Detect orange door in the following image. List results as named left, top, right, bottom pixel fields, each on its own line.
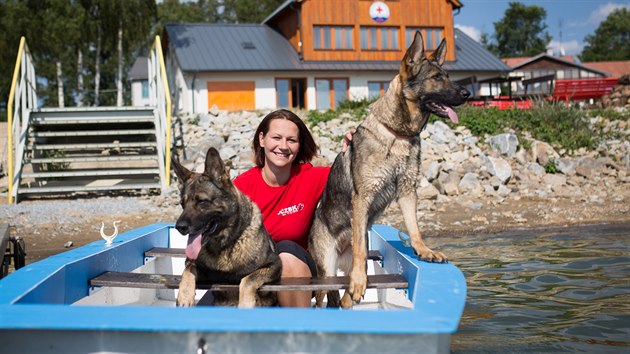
left=207, top=81, right=255, bottom=111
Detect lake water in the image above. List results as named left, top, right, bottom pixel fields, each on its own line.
left=430, top=223, right=630, bottom=353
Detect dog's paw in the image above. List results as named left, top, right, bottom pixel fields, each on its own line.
left=176, top=289, right=196, bottom=307
left=416, top=247, right=448, bottom=263
left=347, top=269, right=367, bottom=303
left=340, top=292, right=354, bottom=309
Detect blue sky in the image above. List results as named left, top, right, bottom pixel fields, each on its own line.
left=453, top=0, right=630, bottom=57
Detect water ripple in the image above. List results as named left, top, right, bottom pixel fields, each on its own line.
left=432, top=223, right=630, bottom=353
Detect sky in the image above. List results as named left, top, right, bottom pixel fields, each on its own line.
left=453, top=0, right=630, bottom=57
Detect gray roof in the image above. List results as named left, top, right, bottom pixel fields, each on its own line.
left=165, top=24, right=300, bottom=72
left=511, top=53, right=608, bottom=76
left=129, top=56, right=148, bottom=80
left=164, top=24, right=510, bottom=74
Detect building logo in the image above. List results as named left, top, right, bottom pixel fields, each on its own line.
left=369, top=1, right=390, bottom=23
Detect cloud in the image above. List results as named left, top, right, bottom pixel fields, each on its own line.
left=588, top=2, right=630, bottom=24
left=548, top=40, right=583, bottom=56
left=454, top=24, right=482, bottom=42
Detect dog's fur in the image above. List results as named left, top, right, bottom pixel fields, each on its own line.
left=308, top=31, right=470, bottom=308
left=172, top=147, right=282, bottom=308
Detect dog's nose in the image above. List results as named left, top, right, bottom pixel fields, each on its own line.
left=175, top=220, right=190, bottom=236
left=461, top=88, right=471, bottom=99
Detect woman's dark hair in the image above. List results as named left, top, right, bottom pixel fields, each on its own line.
left=253, top=109, right=318, bottom=168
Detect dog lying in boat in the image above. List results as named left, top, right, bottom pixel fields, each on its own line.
left=172, top=147, right=281, bottom=307
left=309, top=31, right=470, bottom=308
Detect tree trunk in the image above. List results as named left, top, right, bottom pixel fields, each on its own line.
left=94, top=26, right=101, bottom=106
left=56, top=61, right=64, bottom=108
left=116, top=19, right=123, bottom=107
left=77, top=48, right=84, bottom=107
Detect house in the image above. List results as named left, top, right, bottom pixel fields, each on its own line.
left=128, top=56, right=151, bottom=107
left=581, top=61, right=630, bottom=80
left=502, top=53, right=610, bottom=96
left=160, top=0, right=510, bottom=115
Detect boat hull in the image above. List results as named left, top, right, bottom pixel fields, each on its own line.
left=0, top=223, right=466, bottom=354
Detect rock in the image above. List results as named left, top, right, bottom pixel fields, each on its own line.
left=422, top=160, right=441, bottom=181
left=556, top=158, right=576, bottom=176
left=208, top=104, right=220, bottom=116
left=543, top=174, right=567, bottom=191
left=435, top=172, right=460, bottom=196
left=418, top=183, right=440, bottom=200
left=459, top=172, right=483, bottom=195
left=531, top=141, right=560, bottom=167
left=64, top=241, right=73, bottom=248
left=489, top=133, right=519, bottom=157
left=485, top=156, right=512, bottom=184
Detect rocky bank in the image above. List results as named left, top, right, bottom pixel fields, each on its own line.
left=1, top=107, right=629, bottom=263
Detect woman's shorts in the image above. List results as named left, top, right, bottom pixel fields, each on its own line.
left=276, top=240, right=317, bottom=277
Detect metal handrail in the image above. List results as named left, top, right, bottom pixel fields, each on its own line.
left=7, top=37, right=38, bottom=204
left=148, top=35, right=172, bottom=188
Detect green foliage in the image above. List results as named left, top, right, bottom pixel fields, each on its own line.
left=580, top=8, right=630, bottom=62
left=304, top=97, right=376, bottom=127
left=42, top=150, right=70, bottom=173
left=485, top=2, right=552, bottom=57
left=453, top=101, right=601, bottom=152
left=187, top=115, right=200, bottom=126
left=544, top=158, right=558, bottom=174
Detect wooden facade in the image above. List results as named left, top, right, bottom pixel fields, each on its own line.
left=268, top=0, right=462, bottom=62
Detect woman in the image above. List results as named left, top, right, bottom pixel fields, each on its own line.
left=233, top=109, right=330, bottom=307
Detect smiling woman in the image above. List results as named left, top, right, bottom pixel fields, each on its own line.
left=231, top=109, right=331, bottom=307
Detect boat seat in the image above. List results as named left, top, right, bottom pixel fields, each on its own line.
left=144, top=247, right=384, bottom=261
left=89, top=272, right=408, bottom=292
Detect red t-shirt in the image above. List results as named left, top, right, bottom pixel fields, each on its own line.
left=234, top=163, right=330, bottom=249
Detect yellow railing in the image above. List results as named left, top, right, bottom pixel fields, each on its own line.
left=7, top=37, right=37, bottom=204
left=148, top=35, right=172, bottom=187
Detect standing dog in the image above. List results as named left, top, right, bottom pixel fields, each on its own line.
left=309, top=31, right=470, bottom=308
left=172, top=147, right=281, bottom=308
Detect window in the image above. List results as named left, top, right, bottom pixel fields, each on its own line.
left=141, top=80, right=149, bottom=99
left=360, top=26, right=399, bottom=50
left=276, top=79, right=290, bottom=108
left=276, top=78, right=306, bottom=109
left=405, top=27, right=443, bottom=50
left=314, top=26, right=353, bottom=50
left=368, top=81, right=390, bottom=99
left=315, top=78, right=348, bottom=110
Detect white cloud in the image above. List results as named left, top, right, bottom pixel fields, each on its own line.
left=548, top=40, right=583, bottom=56
left=454, top=24, right=482, bottom=42
left=588, top=2, right=630, bottom=24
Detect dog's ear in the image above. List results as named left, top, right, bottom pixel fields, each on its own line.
left=203, top=147, right=231, bottom=187
left=401, top=31, right=426, bottom=78
left=171, top=155, right=193, bottom=183
left=430, top=38, right=447, bottom=66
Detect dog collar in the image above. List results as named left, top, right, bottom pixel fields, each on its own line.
left=380, top=122, right=419, bottom=139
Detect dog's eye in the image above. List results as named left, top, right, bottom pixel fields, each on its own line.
left=197, top=200, right=210, bottom=208
left=433, top=75, right=443, bottom=81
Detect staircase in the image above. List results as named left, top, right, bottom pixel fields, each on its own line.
left=6, top=36, right=172, bottom=203
left=19, top=107, right=162, bottom=196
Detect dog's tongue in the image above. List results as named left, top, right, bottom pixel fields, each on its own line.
left=444, top=105, right=459, bottom=124
left=185, top=233, right=202, bottom=260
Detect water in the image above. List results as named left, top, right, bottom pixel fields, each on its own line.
left=430, top=223, right=630, bottom=353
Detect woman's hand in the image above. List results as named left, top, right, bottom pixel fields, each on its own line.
left=341, top=128, right=356, bottom=153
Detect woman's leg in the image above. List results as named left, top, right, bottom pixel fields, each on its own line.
left=278, top=252, right=312, bottom=307
left=276, top=240, right=317, bottom=308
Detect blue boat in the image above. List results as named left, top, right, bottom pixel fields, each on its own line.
left=0, top=223, right=466, bottom=354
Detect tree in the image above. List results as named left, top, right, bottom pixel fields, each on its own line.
left=580, top=8, right=630, bottom=62
left=485, top=2, right=551, bottom=58
left=222, top=0, right=285, bottom=23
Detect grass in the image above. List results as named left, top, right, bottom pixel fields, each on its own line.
left=305, top=97, right=628, bottom=154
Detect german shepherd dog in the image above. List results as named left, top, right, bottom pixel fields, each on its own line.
left=309, top=31, right=470, bottom=308
left=172, top=147, right=282, bottom=307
